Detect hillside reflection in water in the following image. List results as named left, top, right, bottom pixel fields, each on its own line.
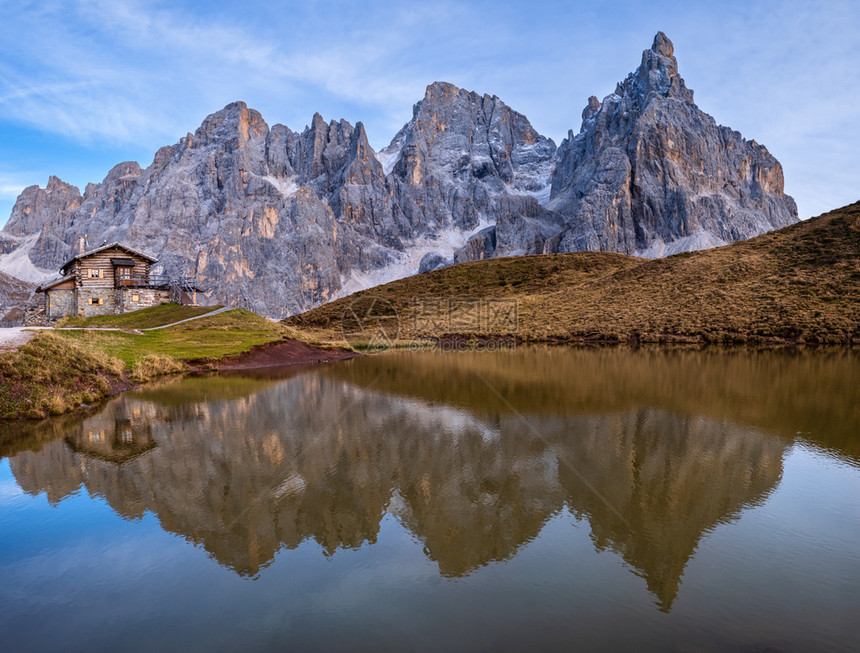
left=2, top=347, right=858, bottom=652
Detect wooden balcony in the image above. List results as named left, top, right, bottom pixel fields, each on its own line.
left=115, top=274, right=203, bottom=292
left=114, top=273, right=172, bottom=289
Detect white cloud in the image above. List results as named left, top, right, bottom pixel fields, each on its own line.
left=0, top=0, right=857, bottom=220
left=0, top=185, right=26, bottom=199
left=0, top=171, right=35, bottom=201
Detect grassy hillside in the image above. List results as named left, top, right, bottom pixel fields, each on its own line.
left=288, top=202, right=860, bottom=345
left=1, top=307, right=320, bottom=419
left=54, top=308, right=297, bottom=367
left=0, top=332, right=126, bottom=419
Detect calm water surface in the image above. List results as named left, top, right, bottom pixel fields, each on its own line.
left=1, top=348, right=858, bottom=652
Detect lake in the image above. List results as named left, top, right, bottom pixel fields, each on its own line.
left=1, top=347, right=858, bottom=652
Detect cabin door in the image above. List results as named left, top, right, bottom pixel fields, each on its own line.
left=115, top=266, right=134, bottom=287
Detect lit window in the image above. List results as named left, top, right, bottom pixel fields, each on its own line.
left=132, top=294, right=140, bottom=302
left=89, top=269, right=100, bottom=278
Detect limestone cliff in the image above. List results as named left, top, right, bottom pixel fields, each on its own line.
left=547, top=32, right=798, bottom=256
left=0, top=89, right=555, bottom=317
left=0, top=33, right=798, bottom=316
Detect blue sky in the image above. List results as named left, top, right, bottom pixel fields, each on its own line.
left=1, top=0, right=858, bottom=223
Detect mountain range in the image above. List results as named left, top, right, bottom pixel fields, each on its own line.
left=0, top=32, right=798, bottom=319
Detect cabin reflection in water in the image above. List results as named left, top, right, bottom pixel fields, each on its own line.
left=66, top=405, right=156, bottom=464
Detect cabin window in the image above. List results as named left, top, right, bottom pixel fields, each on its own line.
left=132, top=294, right=140, bottom=302
left=89, top=269, right=100, bottom=278
left=90, top=298, right=103, bottom=306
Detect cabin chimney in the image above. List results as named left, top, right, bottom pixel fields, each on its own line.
left=76, top=234, right=87, bottom=254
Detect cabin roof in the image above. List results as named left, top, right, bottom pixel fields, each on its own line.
left=36, top=274, right=75, bottom=293
left=60, top=242, right=158, bottom=274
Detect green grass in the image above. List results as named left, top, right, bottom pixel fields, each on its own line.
left=58, top=303, right=222, bottom=329
left=1, top=307, right=335, bottom=419
left=53, top=309, right=289, bottom=367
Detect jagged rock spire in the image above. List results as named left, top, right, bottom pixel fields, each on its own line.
left=549, top=32, right=797, bottom=257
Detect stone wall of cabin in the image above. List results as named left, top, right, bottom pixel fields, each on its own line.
left=77, top=288, right=118, bottom=317
left=46, top=288, right=75, bottom=319
left=120, top=288, right=172, bottom=312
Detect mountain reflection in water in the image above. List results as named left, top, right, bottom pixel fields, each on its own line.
left=4, top=348, right=858, bottom=613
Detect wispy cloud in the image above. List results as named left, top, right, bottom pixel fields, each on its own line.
left=0, top=184, right=26, bottom=199
left=0, top=0, right=857, bottom=219
left=0, top=170, right=38, bottom=200
left=0, top=174, right=30, bottom=222
left=0, top=0, right=462, bottom=145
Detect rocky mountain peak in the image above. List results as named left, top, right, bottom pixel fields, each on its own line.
left=422, top=81, right=459, bottom=102
left=392, top=80, right=555, bottom=191
left=574, top=33, right=693, bottom=140
left=310, top=111, right=326, bottom=128
left=651, top=30, right=674, bottom=57
left=193, top=101, right=268, bottom=148
left=45, top=175, right=71, bottom=192
left=2, top=176, right=82, bottom=238
left=104, top=161, right=143, bottom=183
left=549, top=32, right=797, bottom=257
left=342, top=122, right=381, bottom=185
left=582, top=96, right=601, bottom=121
left=631, top=31, right=692, bottom=103
left=289, top=113, right=357, bottom=191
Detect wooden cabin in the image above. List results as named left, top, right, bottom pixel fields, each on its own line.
left=36, top=241, right=199, bottom=320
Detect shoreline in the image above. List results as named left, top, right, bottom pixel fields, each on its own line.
left=4, top=331, right=855, bottom=422
left=193, top=338, right=358, bottom=371
left=1, top=335, right=359, bottom=421
left=100, top=337, right=359, bottom=408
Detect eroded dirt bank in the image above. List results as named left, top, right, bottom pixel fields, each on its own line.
left=200, top=339, right=357, bottom=371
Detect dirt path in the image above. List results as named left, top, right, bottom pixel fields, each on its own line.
left=48, top=306, right=231, bottom=332
left=0, top=327, right=37, bottom=352
left=142, top=306, right=232, bottom=330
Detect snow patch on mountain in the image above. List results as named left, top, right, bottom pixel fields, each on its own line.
left=506, top=182, right=552, bottom=205
left=635, top=229, right=729, bottom=258
left=338, top=219, right=492, bottom=297
left=262, top=175, right=300, bottom=198
left=0, top=235, right=55, bottom=282
left=375, top=146, right=402, bottom=176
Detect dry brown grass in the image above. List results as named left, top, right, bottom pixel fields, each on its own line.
left=288, top=202, right=860, bottom=345
left=0, top=332, right=126, bottom=419
left=130, top=354, right=187, bottom=382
